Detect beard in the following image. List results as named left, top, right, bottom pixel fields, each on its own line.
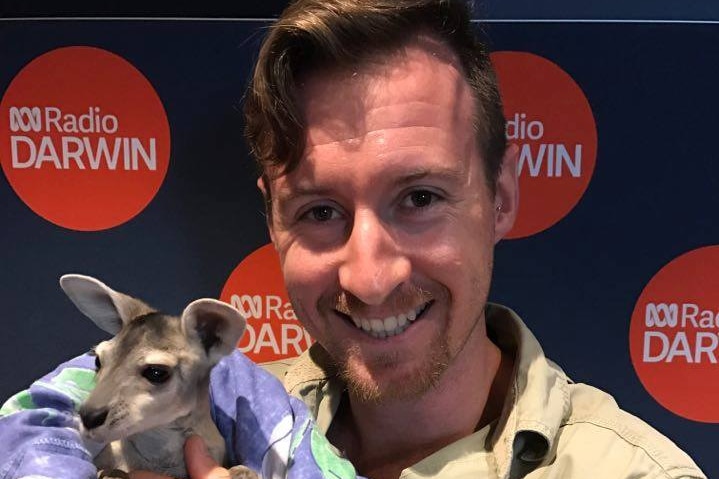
left=296, top=279, right=485, bottom=404
left=335, top=332, right=452, bottom=404
left=312, top=283, right=453, bottom=403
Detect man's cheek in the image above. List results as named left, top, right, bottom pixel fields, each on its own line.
left=284, top=257, right=319, bottom=287
left=283, top=261, right=327, bottom=310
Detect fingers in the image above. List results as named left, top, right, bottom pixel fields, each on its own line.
left=126, top=436, right=230, bottom=479
left=185, top=435, right=232, bottom=479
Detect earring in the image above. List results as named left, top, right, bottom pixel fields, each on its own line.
left=495, top=203, right=502, bottom=212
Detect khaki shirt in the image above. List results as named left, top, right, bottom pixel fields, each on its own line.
left=265, top=304, right=706, bottom=479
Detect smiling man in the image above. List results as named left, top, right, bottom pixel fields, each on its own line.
left=265, top=41, right=517, bottom=478
left=238, top=1, right=705, bottom=478
left=268, top=39, right=514, bottom=405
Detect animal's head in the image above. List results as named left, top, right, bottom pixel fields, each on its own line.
left=60, top=274, right=246, bottom=443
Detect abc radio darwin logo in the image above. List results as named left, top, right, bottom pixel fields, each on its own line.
left=630, top=245, right=719, bottom=423
left=0, top=46, right=170, bottom=231
left=221, top=244, right=313, bottom=364
left=491, top=51, right=597, bottom=239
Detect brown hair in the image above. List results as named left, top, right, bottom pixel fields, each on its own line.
left=244, top=0, right=506, bottom=193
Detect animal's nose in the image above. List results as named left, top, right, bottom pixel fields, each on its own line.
left=80, top=407, right=109, bottom=430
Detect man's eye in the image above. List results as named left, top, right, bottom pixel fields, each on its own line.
left=403, top=190, right=439, bottom=208
left=305, top=205, right=340, bottom=222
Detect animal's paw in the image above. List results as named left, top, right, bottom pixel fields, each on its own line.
left=228, top=465, right=259, bottom=479
left=98, top=469, right=130, bottom=479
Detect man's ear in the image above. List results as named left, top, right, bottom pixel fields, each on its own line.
left=493, top=143, right=520, bottom=243
left=257, top=175, right=277, bottom=245
left=180, top=299, right=247, bottom=365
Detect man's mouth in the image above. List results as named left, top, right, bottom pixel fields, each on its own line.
left=336, top=301, right=433, bottom=339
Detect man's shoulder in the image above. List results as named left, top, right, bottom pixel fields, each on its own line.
left=550, top=381, right=706, bottom=478
left=257, top=357, right=297, bottom=382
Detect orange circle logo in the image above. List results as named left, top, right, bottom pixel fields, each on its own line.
left=630, top=245, right=719, bottom=422
left=221, top=243, right=313, bottom=364
left=0, top=46, right=170, bottom=231
left=491, top=51, right=597, bottom=239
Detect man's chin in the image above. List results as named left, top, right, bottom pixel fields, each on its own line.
left=338, top=348, right=449, bottom=404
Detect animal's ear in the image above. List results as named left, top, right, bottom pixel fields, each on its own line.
left=181, top=299, right=246, bottom=364
left=59, top=274, right=155, bottom=335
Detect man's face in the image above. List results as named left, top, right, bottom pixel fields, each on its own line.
left=264, top=41, right=517, bottom=402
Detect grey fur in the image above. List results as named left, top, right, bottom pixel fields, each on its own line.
left=60, top=274, right=257, bottom=479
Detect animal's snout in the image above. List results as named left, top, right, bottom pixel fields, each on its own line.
left=80, top=406, right=109, bottom=430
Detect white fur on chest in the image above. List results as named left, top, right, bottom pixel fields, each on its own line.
left=94, top=423, right=226, bottom=479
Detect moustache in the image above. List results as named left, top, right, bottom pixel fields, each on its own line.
left=329, top=284, right=435, bottom=317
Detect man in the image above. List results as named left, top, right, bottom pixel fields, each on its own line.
left=243, top=2, right=517, bottom=478
left=167, top=0, right=702, bottom=478
left=0, top=1, right=707, bottom=479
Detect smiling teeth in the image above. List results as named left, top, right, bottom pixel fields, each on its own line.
left=353, top=303, right=429, bottom=339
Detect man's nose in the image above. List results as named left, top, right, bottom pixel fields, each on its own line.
left=338, top=210, right=411, bottom=305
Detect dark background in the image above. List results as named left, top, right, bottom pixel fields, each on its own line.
left=2, top=0, right=719, bottom=20
left=1, top=1, right=717, bottom=477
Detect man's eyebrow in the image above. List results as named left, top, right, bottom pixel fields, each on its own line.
left=395, top=166, right=467, bottom=185
left=274, top=185, right=335, bottom=204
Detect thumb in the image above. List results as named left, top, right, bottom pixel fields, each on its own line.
left=185, top=435, right=230, bottom=479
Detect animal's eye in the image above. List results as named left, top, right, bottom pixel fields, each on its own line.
left=94, top=355, right=102, bottom=370
left=141, top=365, right=171, bottom=385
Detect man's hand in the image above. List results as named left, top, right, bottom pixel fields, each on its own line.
left=129, top=435, right=231, bottom=479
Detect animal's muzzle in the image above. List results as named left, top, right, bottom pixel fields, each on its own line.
left=80, top=406, right=109, bottom=430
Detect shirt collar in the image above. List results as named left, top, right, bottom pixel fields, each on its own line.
left=283, top=303, right=571, bottom=479
left=485, top=303, right=571, bottom=478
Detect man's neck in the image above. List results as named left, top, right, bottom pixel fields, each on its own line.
left=327, top=332, right=513, bottom=479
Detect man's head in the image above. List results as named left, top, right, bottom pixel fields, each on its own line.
left=244, top=0, right=506, bottom=196
left=244, top=0, right=518, bottom=402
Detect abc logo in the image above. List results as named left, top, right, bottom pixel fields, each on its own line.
left=630, top=245, right=719, bottom=422
left=221, top=244, right=313, bottom=364
left=0, top=46, right=170, bottom=231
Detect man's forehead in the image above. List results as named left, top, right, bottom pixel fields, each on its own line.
left=260, top=35, right=480, bottom=193
left=298, top=36, right=474, bottom=136
left=301, top=46, right=475, bottom=155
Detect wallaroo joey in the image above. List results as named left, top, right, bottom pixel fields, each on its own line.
left=60, top=274, right=258, bottom=479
